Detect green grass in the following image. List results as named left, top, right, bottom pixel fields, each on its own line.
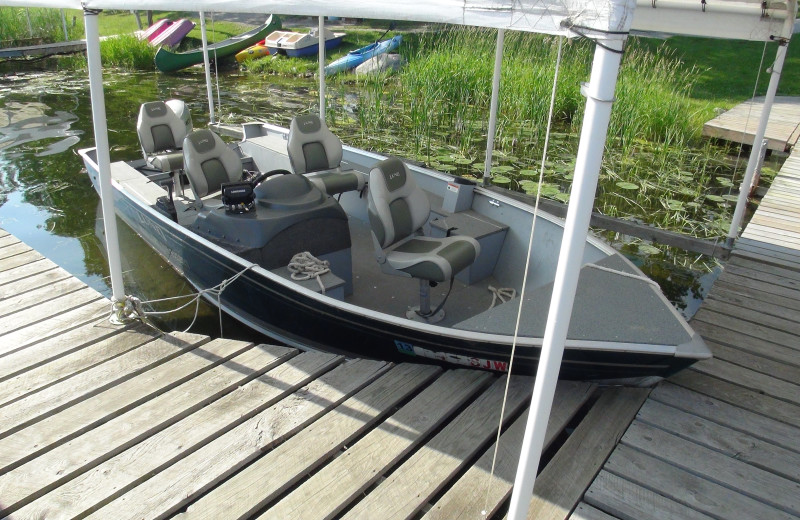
left=0, top=7, right=83, bottom=45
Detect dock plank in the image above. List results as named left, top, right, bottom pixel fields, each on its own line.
left=650, top=382, right=800, bottom=453
left=711, top=279, right=800, bottom=312
left=0, top=287, right=105, bottom=342
left=423, top=381, right=595, bottom=520
left=669, top=370, right=800, bottom=429
left=0, top=298, right=110, bottom=358
left=570, top=503, right=620, bottom=520
left=0, top=250, right=49, bottom=272
left=0, top=276, right=88, bottom=319
left=338, top=375, right=533, bottom=520
left=0, top=340, right=279, bottom=517
left=621, top=421, right=800, bottom=515
left=0, top=331, right=209, bottom=440
left=706, top=340, right=800, bottom=382
left=0, top=258, right=57, bottom=286
left=0, top=241, right=33, bottom=260
left=692, top=308, right=800, bottom=350
left=0, top=324, right=152, bottom=407
left=524, top=388, right=650, bottom=519
left=585, top=471, right=715, bottom=520
left=700, top=298, right=800, bottom=335
left=90, top=360, right=416, bottom=520
left=0, top=317, right=130, bottom=382
left=636, top=400, right=800, bottom=482
left=0, top=266, right=70, bottom=299
left=181, top=369, right=492, bottom=520
left=690, top=357, right=800, bottom=405
left=689, top=319, right=800, bottom=366
left=605, top=445, right=796, bottom=520
left=0, top=234, right=19, bottom=248
left=16, top=350, right=350, bottom=520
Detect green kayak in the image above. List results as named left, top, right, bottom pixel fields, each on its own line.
left=155, top=15, right=281, bottom=72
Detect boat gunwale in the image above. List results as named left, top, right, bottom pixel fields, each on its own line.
left=79, top=145, right=700, bottom=359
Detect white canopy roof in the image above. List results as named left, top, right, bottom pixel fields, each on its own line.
left=1, top=0, right=795, bottom=41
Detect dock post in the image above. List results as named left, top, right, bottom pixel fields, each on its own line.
left=481, top=29, right=504, bottom=186
left=727, top=36, right=790, bottom=247
left=507, top=36, right=627, bottom=520
left=84, top=7, right=128, bottom=321
left=319, top=16, right=327, bottom=121
left=199, top=12, right=216, bottom=125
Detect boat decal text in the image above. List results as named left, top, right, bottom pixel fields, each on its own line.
left=394, top=340, right=508, bottom=372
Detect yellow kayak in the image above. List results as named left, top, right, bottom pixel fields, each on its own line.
left=235, top=41, right=270, bottom=63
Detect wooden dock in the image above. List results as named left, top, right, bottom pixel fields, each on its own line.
left=0, top=39, right=87, bottom=59
left=581, top=148, right=800, bottom=520
left=0, top=227, right=651, bottom=519
left=702, top=96, right=800, bottom=151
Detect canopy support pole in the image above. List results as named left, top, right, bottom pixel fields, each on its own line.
left=61, top=10, right=69, bottom=40
left=506, top=38, right=625, bottom=520
left=319, top=16, right=326, bottom=121
left=84, top=8, right=129, bottom=323
left=726, top=37, right=789, bottom=247
left=200, top=12, right=216, bottom=125
left=482, top=28, right=505, bottom=186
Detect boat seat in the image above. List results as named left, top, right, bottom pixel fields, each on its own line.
left=287, top=114, right=365, bottom=196
left=368, top=157, right=480, bottom=323
left=137, top=99, right=192, bottom=172
left=182, top=129, right=243, bottom=208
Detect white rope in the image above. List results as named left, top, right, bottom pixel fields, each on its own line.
left=732, top=41, right=768, bottom=186
left=481, top=35, right=564, bottom=519
left=288, top=251, right=330, bottom=293
left=488, top=285, right=516, bottom=309
left=121, top=263, right=257, bottom=336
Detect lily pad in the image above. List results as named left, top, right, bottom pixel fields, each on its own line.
left=492, top=175, right=512, bottom=185
left=638, top=244, right=662, bottom=256
left=715, top=177, right=734, bottom=187
left=491, top=165, right=514, bottom=174
left=554, top=192, right=570, bottom=203
left=722, top=194, right=739, bottom=202
left=665, top=199, right=684, bottom=211
left=616, top=181, right=639, bottom=191
left=519, top=169, right=538, bottom=177
left=454, top=157, right=473, bottom=165
left=705, top=194, right=724, bottom=203
left=438, top=164, right=458, bottom=172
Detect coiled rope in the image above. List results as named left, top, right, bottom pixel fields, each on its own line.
left=487, top=285, right=516, bottom=309
left=288, top=251, right=330, bottom=293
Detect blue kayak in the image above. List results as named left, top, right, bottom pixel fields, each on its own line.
left=324, top=35, right=402, bottom=75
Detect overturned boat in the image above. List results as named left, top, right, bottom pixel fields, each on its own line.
left=79, top=100, right=710, bottom=382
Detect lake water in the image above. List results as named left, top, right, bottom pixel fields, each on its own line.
left=0, top=67, right=719, bottom=338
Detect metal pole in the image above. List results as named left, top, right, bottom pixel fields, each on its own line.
left=83, top=8, right=127, bottom=313
left=482, top=28, right=505, bottom=186
left=319, top=15, right=326, bottom=121
left=506, top=37, right=625, bottom=520
left=199, top=12, right=216, bottom=125
left=25, top=8, right=33, bottom=37
left=726, top=38, right=789, bottom=247
left=61, top=10, right=69, bottom=40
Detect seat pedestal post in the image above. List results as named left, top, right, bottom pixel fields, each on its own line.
left=406, top=279, right=445, bottom=324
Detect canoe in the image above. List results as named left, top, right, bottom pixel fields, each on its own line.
left=324, top=35, right=402, bottom=75
left=155, top=15, right=281, bottom=72
left=264, top=28, right=345, bottom=57
left=150, top=18, right=195, bottom=48
left=136, top=18, right=171, bottom=41
left=78, top=109, right=710, bottom=383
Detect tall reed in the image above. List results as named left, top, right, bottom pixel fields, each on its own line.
left=0, top=7, right=80, bottom=46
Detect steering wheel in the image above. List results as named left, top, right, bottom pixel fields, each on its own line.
left=249, top=169, right=292, bottom=188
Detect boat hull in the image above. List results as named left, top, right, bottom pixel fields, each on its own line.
left=155, top=15, right=281, bottom=72
left=82, top=150, right=702, bottom=383
left=151, top=19, right=195, bottom=48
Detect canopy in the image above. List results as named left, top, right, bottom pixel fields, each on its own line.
left=0, top=0, right=794, bottom=41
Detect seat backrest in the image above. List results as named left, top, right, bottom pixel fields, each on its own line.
left=137, top=100, right=192, bottom=155
left=182, top=129, right=242, bottom=201
left=368, top=157, right=431, bottom=248
left=287, top=114, right=343, bottom=174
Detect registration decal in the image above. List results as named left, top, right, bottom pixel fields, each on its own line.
left=394, top=340, right=508, bottom=372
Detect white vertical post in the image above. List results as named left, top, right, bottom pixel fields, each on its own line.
left=506, top=38, right=625, bottom=520
left=482, top=28, right=505, bottom=185
left=200, top=12, right=216, bottom=125
left=319, top=15, right=326, bottom=121
left=84, top=9, right=127, bottom=309
left=726, top=38, right=789, bottom=246
left=61, top=10, right=69, bottom=40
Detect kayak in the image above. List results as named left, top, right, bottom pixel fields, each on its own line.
left=150, top=18, right=195, bottom=48
left=324, top=35, right=402, bottom=75
left=136, top=18, right=171, bottom=41
left=234, top=40, right=270, bottom=63
left=155, top=15, right=281, bottom=72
